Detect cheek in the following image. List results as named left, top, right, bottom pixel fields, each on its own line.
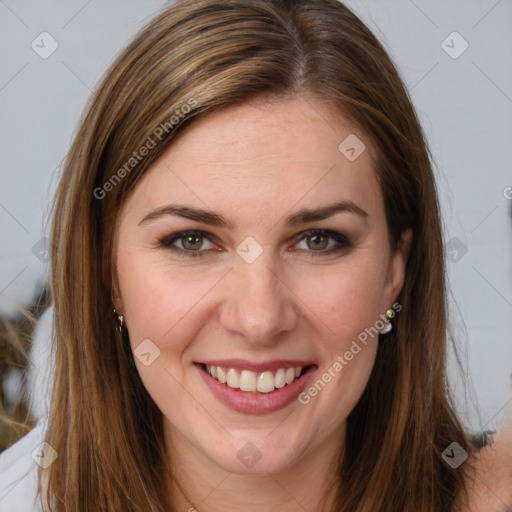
left=115, top=250, right=206, bottom=411
left=117, top=242, right=387, bottom=352
left=296, top=260, right=387, bottom=344
left=116, top=246, right=209, bottom=345
left=293, top=258, right=385, bottom=397
left=296, top=269, right=382, bottom=430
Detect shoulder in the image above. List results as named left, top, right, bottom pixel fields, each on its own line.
left=454, top=425, right=512, bottom=512
left=0, top=420, right=48, bottom=512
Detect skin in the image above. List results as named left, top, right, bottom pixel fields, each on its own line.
left=113, top=95, right=413, bottom=511
left=454, top=419, right=512, bottom=512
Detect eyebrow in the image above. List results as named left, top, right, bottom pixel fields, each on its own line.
left=138, top=200, right=368, bottom=228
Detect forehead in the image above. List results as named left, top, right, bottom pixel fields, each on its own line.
left=122, top=96, right=383, bottom=224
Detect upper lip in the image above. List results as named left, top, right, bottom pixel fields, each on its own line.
left=196, top=359, right=316, bottom=373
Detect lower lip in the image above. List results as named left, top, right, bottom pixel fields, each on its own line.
left=195, top=363, right=317, bottom=415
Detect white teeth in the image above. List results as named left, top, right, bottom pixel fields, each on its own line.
left=204, top=364, right=305, bottom=393
left=239, top=370, right=257, bottom=392
left=217, top=367, right=227, bottom=383
left=226, top=368, right=238, bottom=388
left=274, top=368, right=286, bottom=388
left=256, top=371, right=275, bottom=393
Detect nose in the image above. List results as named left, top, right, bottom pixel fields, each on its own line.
left=218, top=247, right=298, bottom=347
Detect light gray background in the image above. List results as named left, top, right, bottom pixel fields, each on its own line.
left=0, top=0, right=511, bottom=433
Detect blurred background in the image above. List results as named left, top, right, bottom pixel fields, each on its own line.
left=0, top=0, right=511, bottom=452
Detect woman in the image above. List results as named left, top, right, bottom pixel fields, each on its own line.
left=0, top=0, right=510, bottom=510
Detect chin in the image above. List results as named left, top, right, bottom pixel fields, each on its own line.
left=201, top=430, right=306, bottom=475
left=212, top=450, right=298, bottom=476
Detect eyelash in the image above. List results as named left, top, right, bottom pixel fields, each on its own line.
left=158, top=229, right=351, bottom=258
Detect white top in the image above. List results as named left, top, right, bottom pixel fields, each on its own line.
left=0, top=421, right=47, bottom=512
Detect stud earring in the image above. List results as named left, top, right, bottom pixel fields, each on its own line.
left=378, top=308, right=394, bottom=336
left=113, top=308, right=124, bottom=334
left=379, top=321, right=392, bottom=335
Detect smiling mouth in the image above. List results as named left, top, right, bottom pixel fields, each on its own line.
left=200, top=363, right=312, bottom=393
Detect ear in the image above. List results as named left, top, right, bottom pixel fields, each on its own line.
left=383, top=228, right=413, bottom=305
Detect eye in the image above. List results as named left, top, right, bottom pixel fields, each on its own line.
left=292, top=229, right=351, bottom=257
left=159, top=230, right=216, bottom=258
left=158, top=228, right=351, bottom=258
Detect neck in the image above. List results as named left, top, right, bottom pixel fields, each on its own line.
left=164, top=422, right=345, bottom=512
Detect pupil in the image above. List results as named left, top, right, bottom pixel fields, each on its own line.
left=310, top=234, right=327, bottom=250
left=184, top=233, right=201, bottom=250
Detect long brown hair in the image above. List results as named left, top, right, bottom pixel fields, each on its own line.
left=43, top=0, right=477, bottom=510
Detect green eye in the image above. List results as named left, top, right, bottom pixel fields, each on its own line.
left=294, top=229, right=351, bottom=257
left=160, top=230, right=212, bottom=257
left=159, top=229, right=351, bottom=258
left=306, top=232, right=329, bottom=251
left=180, top=232, right=203, bottom=251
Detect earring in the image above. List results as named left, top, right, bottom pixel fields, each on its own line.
left=113, top=308, right=124, bottom=333
left=379, top=321, right=392, bottom=335
left=378, top=308, right=394, bottom=336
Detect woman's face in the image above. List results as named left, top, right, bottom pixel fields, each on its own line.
left=114, top=95, right=411, bottom=476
